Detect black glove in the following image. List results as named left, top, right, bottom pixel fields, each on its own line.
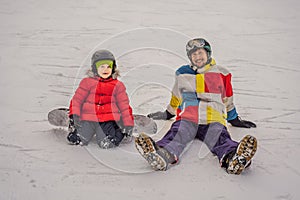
left=121, top=126, right=134, bottom=137
left=67, top=130, right=81, bottom=145
left=69, top=114, right=81, bottom=130
left=147, top=110, right=175, bottom=120
left=228, top=116, right=256, bottom=128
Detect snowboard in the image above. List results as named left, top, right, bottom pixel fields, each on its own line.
left=47, top=107, right=157, bottom=134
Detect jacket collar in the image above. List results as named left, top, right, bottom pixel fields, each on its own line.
left=95, top=76, right=114, bottom=82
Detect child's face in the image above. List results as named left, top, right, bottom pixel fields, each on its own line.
left=97, top=64, right=113, bottom=79
left=190, top=48, right=208, bottom=67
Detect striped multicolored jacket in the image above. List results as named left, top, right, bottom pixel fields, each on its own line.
left=166, top=58, right=238, bottom=126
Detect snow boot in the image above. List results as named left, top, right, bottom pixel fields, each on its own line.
left=222, top=135, right=257, bottom=175
left=135, top=133, right=177, bottom=171
left=98, top=136, right=117, bottom=149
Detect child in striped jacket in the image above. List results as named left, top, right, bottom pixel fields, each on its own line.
left=135, top=38, right=257, bottom=175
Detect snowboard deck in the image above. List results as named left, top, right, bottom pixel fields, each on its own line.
left=48, top=107, right=157, bottom=134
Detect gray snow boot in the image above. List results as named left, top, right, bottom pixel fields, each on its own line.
left=98, top=136, right=117, bottom=149
left=135, top=133, right=177, bottom=171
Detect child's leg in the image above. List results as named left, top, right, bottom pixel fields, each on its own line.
left=108, top=121, right=124, bottom=145
left=196, top=122, right=238, bottom=160
left=94, top=122, right=107, bottom=146
left=95, top=121, right=124, bottom=147
left=135, top=120, right=197, bottom=170
left=78, top=121, right=97, bottom=145
left=156, top=120, right=198, bottom=159
left=196, top=123, right=258, bottom=174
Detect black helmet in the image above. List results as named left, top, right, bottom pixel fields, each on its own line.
left=91, top=50, right=116, bottom=75
left=186, top=38, right=212, bottom=60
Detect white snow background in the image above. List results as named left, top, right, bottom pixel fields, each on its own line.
left=0, top=0, right=299, bottom=199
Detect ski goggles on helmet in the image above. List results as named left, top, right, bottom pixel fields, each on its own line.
left=186, top=38, right=211, bottom=55
left=95, top=60, right=114, bottom=69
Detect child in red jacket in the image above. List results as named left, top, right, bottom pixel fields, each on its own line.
left=67, top=50, right=134, bottom=148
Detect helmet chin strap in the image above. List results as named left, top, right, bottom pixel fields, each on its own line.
left=188, top=49, right=211, bottom=71
left=191, top=64, right=200, bottom=71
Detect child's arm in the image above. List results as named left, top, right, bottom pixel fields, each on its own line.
left=223, top=73, right=256, bottom=128
left=115, top=82, right=134, bottom=127
left=222, top=73, right=238, bottom=121
left=69, top=78, right=91, bottom=117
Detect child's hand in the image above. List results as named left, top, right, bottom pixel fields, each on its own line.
left=147, top=110, right=175, bottom=120
left=67, top=130, right=81, bottom=145
left=228, top=116, right=256, bottom=128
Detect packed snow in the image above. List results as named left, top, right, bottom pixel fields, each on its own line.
left=0, top=0, right=299, bottom=199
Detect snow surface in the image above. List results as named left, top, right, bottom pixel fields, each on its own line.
left=1, top=0, right=300, bottom=199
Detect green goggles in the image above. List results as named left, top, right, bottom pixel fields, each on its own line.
left=95, top=60, right=114, bottom=69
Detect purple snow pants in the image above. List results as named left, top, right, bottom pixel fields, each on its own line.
left=156, top=120, right=238, bottom=160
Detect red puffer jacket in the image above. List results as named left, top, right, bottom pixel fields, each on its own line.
left=69, top=76, right=134, bottom=127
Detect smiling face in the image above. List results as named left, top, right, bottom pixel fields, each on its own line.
left=190, top=48, right=208, bottom=68
left=94, top=60, right=114, bottom=79
left=97, top=64, right=113, bottom=79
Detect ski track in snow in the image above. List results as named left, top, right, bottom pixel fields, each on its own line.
left=0, top=0, right=300, bottom=199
